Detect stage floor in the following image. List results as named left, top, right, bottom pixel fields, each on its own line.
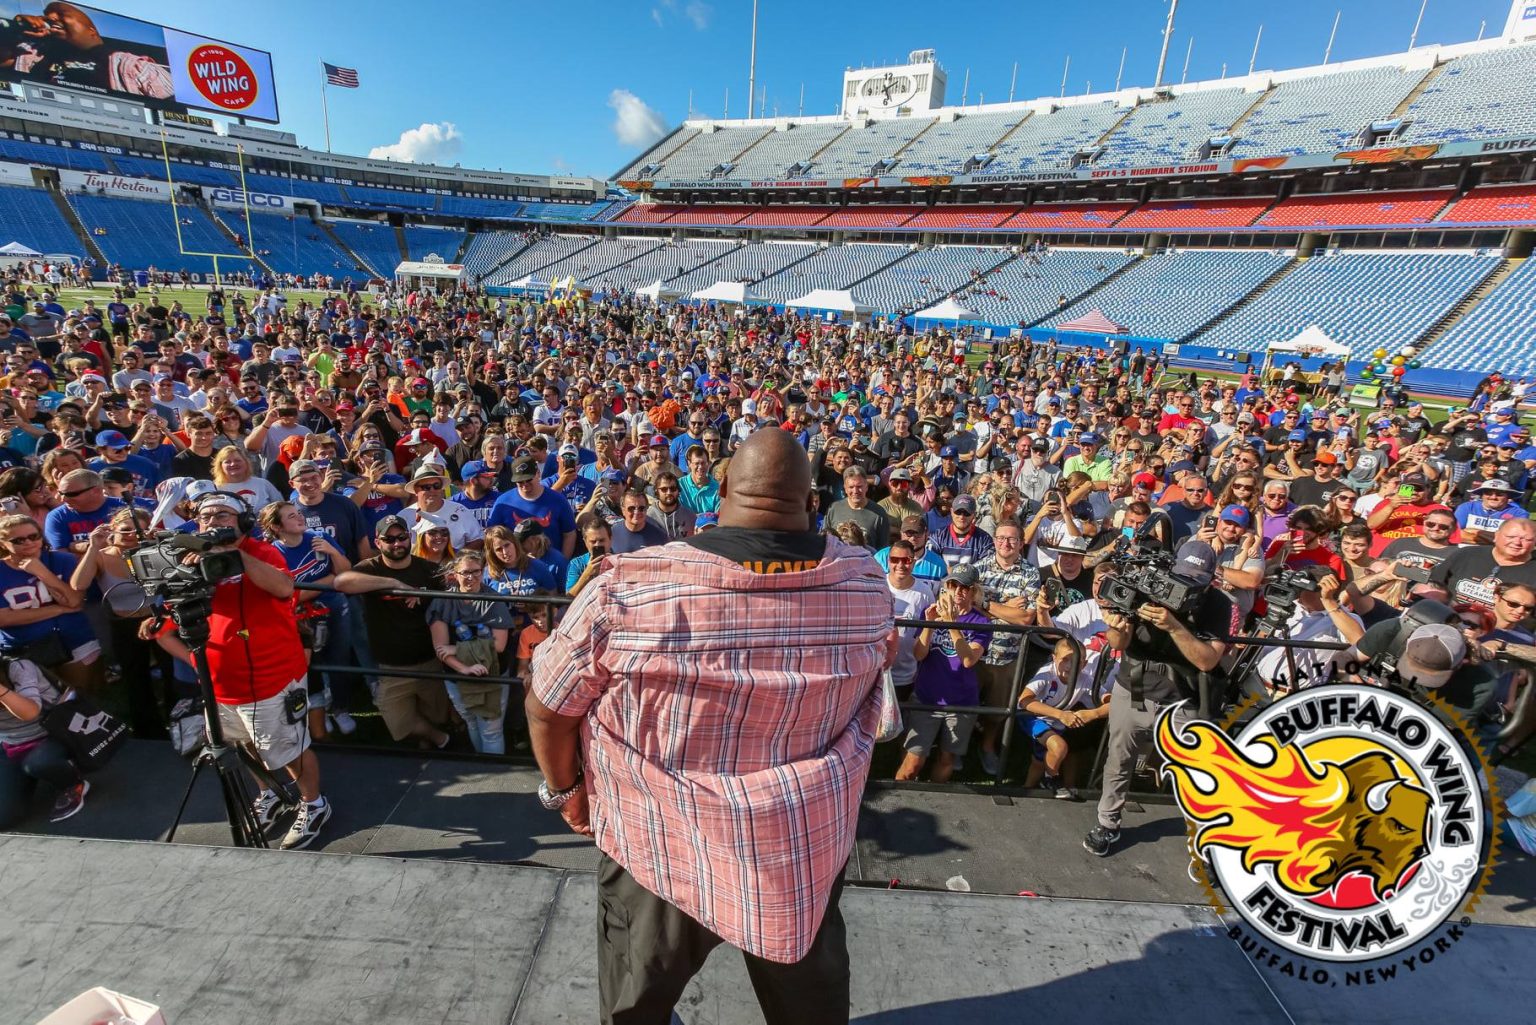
left=17, top=739, right=1534, bottom=923
left=3, top=833, right=1532, bottom=1025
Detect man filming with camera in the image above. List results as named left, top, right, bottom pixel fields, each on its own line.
left=1083, top=539, right=1241, bottom=858
left=1245, top=566, right=1365, bottom=700
left=152, top=493, right=330, bottom=850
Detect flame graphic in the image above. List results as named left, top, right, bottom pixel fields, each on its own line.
left=1157, top=711, right=1431, bottom=901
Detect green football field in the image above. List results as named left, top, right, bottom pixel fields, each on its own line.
left=48, top=285, right=337, bottom=320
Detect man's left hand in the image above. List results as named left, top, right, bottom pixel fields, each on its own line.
left=1138, top=604, right=1178, bottom=632
left=560, top=786, right=593, bottom=837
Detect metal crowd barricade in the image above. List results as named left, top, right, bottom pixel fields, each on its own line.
left=298, top=583, right=1086, bottom=785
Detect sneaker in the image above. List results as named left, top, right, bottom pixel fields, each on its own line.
left=1053, top=781, right=1077, bottom=801
left=1083, top=825, right=1119, bottom=857
left=252, top=789, right=282, bottom=833
left=328, top=710, right=358, bottom=736
left=50, top=780, right=90, bottom=823
left=980, top=749, right=1001, bottom=777
left=280, top=798, right=332, bottom=851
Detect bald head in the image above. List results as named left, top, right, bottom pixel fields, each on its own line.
left=718, top=429, right=814, bottom=531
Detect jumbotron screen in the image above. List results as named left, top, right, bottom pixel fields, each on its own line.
left=0, top=1, right=279, bottom=122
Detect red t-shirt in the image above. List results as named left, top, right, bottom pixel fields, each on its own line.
left=1263, top=538, right=1349, bottom=582
left=1157, top=412, right=1203, bottom=433
left=203, top=537, right=307, bottom=704
left=1369, top=501, right=1449, bottom=557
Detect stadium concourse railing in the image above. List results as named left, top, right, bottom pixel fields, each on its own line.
left=301, top=582, right=1086, bottom=790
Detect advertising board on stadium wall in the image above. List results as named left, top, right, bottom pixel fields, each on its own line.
left=0, top=159, right=36, bottom=186
left=0, top=2, right=279, bottom=123
left=207, top=187, right=291, bottom=211
left=632, top=134, right=1536, bottom=192
left=58, top=167, right=168, bottom=199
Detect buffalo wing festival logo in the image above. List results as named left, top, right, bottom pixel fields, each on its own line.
left=1155, top=686, right=1496, bottom=983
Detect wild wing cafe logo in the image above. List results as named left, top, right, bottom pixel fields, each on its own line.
left=1156, top=686, right=1497, bottom=981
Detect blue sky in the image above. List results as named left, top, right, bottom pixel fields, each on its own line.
left=94, top=0, right=1518, bottom=178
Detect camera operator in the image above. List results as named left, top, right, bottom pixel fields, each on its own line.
left=1246, top=567, right=1364, bottom=700
left=1084, top=539, right=1240, bottom=859
left=1343, top=617, right=1498, bottom=721
left=153, top=493, right=331, bottom=850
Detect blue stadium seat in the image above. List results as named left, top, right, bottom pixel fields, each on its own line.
left=1429, top=258, right=1536, bottom=376
left=0, top=185, right=88, bottom=255
left=326, top=221, right=403, bottom=276
left=402, top=225, right=466, bottom=261
left=68, top=194, right=245, bottom=274
left=221, top=210, right=362, bottom=277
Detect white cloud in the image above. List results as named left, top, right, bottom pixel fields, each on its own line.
left=608, top=89, right=667, bottom=148
left=368, top=121, right=463, bottom=164
left=651, top=0, right=711, bottom=30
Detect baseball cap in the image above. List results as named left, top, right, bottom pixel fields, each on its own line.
left=1046, top=534, right=1090, bottom=555
left=511, top=519, right=543, bottom=541
left=1237, top=411, right=1256, bottom=425
left=600, top=468, right=627, bottom=484
left=558, top=443, right=579, bottom=458
left=1078, top=432, right=1101, bottom=446
left=1170, top=459, right=1198, bottom=476
left=888, top=468, right=913, bottom=482
left=357, top=440, right=388, bottom=455
left=1287, top=429, right=1308, bottom=442
left=94, top=429, right=131, bottom=449
left=1030, top=439, right=1050, bottom=453
left=509, top=456, right=540, bottom=483
left=100, top=467, right=135, bottom=486
left=403, top=428, right=433, bottom=447
left=1133, top=471, right=1158, bottom=490
left=1401, top=472, right=1429, bottom=488
left=1219, top=504, right=1252, bottom=527
left=742, top=398, right=757, bottom=415
left=1499, top=440, right=1520, bottom=450
left=196, top=493, right=246, bottom=516
left=288, top=459, right=321, bottom=477
left=1173, top=539, right=1218, bottom=586
left=185, top=479, right=221, bottom=502
left=1312, top=451, right=1338, bottom=465
left=1474, top=478, right=1519, bottom=494
left=1398, top=622, right=1466, bottom=689
left=945, top=563, right=980, bottom=588
left=952, top=495, right=977, bottom=513
left=461, top=459, right=493, bottom=479
left=649, top=434, right=669, bottom=447
left=939, top=445, right=958, bottom=459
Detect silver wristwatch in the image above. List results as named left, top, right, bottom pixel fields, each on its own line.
left=537, top=774, right=584, bottom=810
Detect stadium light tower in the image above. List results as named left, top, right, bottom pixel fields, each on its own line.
left=747, top=0, right=758, bottom=121
left=1154, top=0, right=1179, bottom=86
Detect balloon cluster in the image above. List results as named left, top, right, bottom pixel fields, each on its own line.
left=1360, top=344, right=1423, bottom=380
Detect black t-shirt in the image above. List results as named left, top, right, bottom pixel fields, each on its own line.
left=1380, top=537, right=1453, bottom=574
left=1354, top=618, right=1499, bottom=717
left=353, top=556, right=441, bottom=664
left=1123, top=588, right=1242, bottom=702
left=1429, top=547, right=1536, bottom=611
left=1039, top=562, right=1096, bottom=610
left=685, top=526, right=826, bottom=573
left=871, top=432, right=922, bottom=465
left=1440, top=422, right=1488, bottom=463
left=1288, top=475, right=1332, bottom=509
left=170, top=448, right=215, bottom=481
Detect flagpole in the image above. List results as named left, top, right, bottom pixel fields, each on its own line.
left=320, top=60, right=332, bottom=153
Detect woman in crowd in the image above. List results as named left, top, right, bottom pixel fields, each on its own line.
left=412, top=514, right=454, bottom=566
left=1320, top=482, right=1364, bottom=541
left=482, top=525, right=558, bottom=597
left=0, top=466, right=57, bottom=528
left=212, top=444, right=284, bottom=512
left=40, top=448, right=84, bottom=490
left=0, top=655, right=89, bottom=827
left=259, top=501, right=356, bottom=738
left=427, top=550, right=515, bottom=754
left=0, top=512, right=100, bottom=693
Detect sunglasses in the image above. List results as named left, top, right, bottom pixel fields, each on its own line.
left=414, top=482, right=444, bottom=491
left=5, top=532, right=40, bottom=544
left=60, top=485, right=98, bottom=498
left=887, top=556, right=914, bottom=566
left=1501, top=596, right=1536, bottom=611
left=380, top=534, right=410, bottom=544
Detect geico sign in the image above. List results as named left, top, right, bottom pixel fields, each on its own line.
left=210, top=188, right=287, bottom=209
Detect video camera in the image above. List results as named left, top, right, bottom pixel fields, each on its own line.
left=1255, top=567, right=1321, bottom=632
left=1099, top=535, right=1204, bottom=619
left=125, top=528, right=243, bottom=603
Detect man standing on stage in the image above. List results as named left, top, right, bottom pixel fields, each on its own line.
left=529, top=430, right=895, bottom=1025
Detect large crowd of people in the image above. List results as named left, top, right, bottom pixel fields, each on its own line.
left=0, top=270, right=1531, bottom=851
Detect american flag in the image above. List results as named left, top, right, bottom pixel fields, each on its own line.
left=323, top=63, right=359, bottom=88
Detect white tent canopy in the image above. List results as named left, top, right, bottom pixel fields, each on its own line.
left=785, top=288, right=873, bottom=316
left=1268, top=325, right=1350, bottom=358
left=637, top=279, right=682, bottom=302
left=691, top=280, right=764, bottom=304
left=913, top=297, right=979, bottom=321
left=0, top=241, right=42, bottom=257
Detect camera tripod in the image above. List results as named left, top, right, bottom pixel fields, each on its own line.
left=161, top=592, right=298, bottom=848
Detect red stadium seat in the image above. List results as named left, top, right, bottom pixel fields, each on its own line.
left=1001, top=202, right=1136, bottom=231
left=615, top=204, right=689, bottom=224
left=816, top=206, right=925, bottom=228
left=738, top=207, right=837, bottom=227
left=1438, top=184, right=1536, bottom=226
left=904, top=206, right=1022, bottom=230
left=1257, top=190, right=1455, bottom=229
left=1115, top=197, right=1273, bottom=231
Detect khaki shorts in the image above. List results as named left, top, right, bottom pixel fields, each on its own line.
left=217, top=679, right=310, bottom=771
left=375, top=660, right=451, bottom=741
left=976, top=661, right=1021, bottom=722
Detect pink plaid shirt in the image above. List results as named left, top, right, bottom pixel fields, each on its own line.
left=531, top=536, right=893, bottom=963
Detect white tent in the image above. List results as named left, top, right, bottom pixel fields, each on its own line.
left=913, top=297, right=979, bottom=322
left=785, top=288, right=873, bottom=317
left=1268, top=325, right=1350, bottom=358
left=0, top=242, right=42, bottom=258
left=637, top=279, right=682, bottom=303
left=691, top=280, right=764, bottom=304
